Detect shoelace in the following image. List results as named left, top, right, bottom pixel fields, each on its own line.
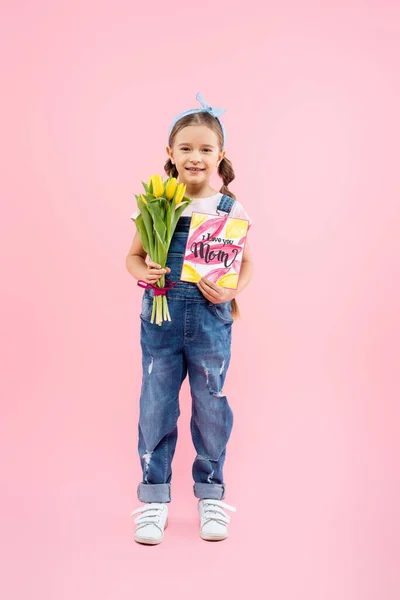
left=200, top=499, right=236, bottom=527
left=131, top=503, right=165, bottom=534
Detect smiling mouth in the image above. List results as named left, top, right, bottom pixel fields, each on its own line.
left=186, top=167, right=204, bottom=171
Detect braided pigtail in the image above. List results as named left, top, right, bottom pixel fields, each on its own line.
left=164, top=158, right=179, bottom=179
left=217, top=156, right=236, bottom=200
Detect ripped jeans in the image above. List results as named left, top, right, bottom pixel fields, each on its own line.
left=137, top=283, right=234, bottom=503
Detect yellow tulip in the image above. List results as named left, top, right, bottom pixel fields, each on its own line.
left=151, top=174, right=164, bottom=198
left=174, top=182, right=187, bottom=205
left=165, top=177, right=178, bottom=201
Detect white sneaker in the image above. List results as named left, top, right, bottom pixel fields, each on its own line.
left=131, top=502, right=168, bottom=545
left=198, top=499, right=236, bottom=541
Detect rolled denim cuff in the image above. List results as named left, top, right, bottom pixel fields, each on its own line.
left=137, top=483, right=171, bottom=503
left=193, top=482, right=225, bottom=500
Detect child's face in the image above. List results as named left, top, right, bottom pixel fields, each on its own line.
left=166, top=125, right=225, bottom=185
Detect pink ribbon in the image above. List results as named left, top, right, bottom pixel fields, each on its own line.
left=137, top=279, right=178, bottom=296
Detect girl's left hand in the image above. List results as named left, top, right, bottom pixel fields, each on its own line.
left=196, top=277, right=236, bottom=304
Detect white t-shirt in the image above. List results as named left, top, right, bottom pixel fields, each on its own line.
left=130, top=192, right=252, bottom=228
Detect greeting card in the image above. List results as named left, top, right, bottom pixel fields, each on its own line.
left=180, top=212, right=249, bottom=289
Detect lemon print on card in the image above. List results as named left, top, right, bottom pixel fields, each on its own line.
left=182, top=264, right=201, bottom=283
left=217, top=273, right=238, bottom=289
left=191, top=214, right=208, bottom=229
left=225, top=218, right=248, bottom=239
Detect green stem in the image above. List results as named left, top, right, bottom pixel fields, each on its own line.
left=159, top=296, right=162, bottom=326
left=166, top=299, right=171, bottom=321
left=158, top=273, right=165, bottom=325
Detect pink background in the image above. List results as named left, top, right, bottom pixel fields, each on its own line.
left=1, top=1, right=399, bottom=598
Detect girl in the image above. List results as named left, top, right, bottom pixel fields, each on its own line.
left=126, top=92, right=254, bottom=544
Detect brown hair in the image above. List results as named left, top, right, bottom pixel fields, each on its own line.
left=164, top=111, right=240, bottom=320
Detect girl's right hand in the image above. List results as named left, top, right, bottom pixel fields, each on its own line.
left=144, top=261, right=171, bottom=284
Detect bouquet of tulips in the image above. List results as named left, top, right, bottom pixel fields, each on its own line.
left=134, top=174, right=192, bottom=326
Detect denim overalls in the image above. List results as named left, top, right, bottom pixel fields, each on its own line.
left=137, top=195, right=236, bottom=503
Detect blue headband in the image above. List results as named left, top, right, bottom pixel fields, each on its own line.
left=168, top=92, right=227, bottom=150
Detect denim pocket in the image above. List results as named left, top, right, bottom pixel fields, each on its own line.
left=140, top=296, right=154, bottom=321
left=208, top=300, right=234, bottom=324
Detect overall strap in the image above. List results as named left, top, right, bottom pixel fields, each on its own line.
left=216, top=194, right=236, bottom=216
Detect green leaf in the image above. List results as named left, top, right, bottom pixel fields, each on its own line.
left=141, top=181, right=149, bottom=193
left=135, top=214, right=151, bottom=256
left=156, top=237, right=167, bottom=267
left=166, top=199, right=174, bottom=241
left=171, top=200, right=192, bottom=234
left=137, top=197, right=155, bottom=258
left=161, top=197, right=168, bottom=222
left=146, top=201, right=167, bottom=249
